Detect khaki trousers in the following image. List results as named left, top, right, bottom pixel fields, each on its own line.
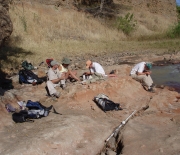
left=46, top=81, right=60, bottom=95
left=86, top=72, right=105, bottom=84
left=131, top=74, right=153, bottom=87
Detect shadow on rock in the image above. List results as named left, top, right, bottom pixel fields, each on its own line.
left=0, top=45, right=33, bottom=95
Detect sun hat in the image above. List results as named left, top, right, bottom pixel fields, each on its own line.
left=62, top=57, right=71, bottom=65
left=50, top=60, right=59, bottom=66
left=86, top=60, right=92, bottom=68
left=146, top=63, right=152, bottom=70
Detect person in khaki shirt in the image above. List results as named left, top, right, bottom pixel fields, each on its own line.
left=46, top=60, right=65, bottom=98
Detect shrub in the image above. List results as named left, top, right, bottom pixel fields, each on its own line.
left=167, top=22, right=180, bottom=38
left=177, top=6, right=180, bottom=21
left=116, top=13, right=136, bottom=35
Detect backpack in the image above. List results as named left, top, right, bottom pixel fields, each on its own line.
left=19, top=69, right=44, bottom=85
left=12, top=110, right=34, bottom=123
left=5, top=103, right=16, bottom=112
left=12, top=100, right=61, bottom=123
left=94, top=94, right=122, bottom=112
left=46, top=58, right=53, bottom=68
left=26, top=100, right=61, bottom=118
left=26, top=100, right=49, bottom=118
left=22, top=60, right=34, bottom=70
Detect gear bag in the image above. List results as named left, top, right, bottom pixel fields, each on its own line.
left=26, top=100, right=49, bottom=118
left=12, top=100, right=61, bottom=123
left=94, top=94, right=122, bottom=112
left=19, top=69, right=44, bottom=85
left=22, top=60, right=34, bottom=70
left=12, top=110, right=34, bottom=123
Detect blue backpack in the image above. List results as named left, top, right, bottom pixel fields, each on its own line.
left=19, top=69, right=44, bottom=85
left=12, top=100, right=61, bottom=123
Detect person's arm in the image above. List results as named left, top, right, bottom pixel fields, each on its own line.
left=84, top=67, right=95, bottom=75
left=69, top=70, right=80, bottom=81
left=136, top=64, right=151, bottom=75
left=51, top=74, right=65, bottom=84
left=137, top=71, right=151, bottom=75
left=83, top=72, right=92, bottom=75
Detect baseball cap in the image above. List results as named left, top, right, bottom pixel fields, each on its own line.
left=62, top=57, right=71, bottom=65
left=146, top=63, right=152, bottom=70
left=50, top=60, right=59, bottom=66
left=86, top=60, right=92, bottom=68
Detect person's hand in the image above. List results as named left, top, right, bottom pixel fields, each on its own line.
left=60, top=74, right=65, bottom=80
left=145, top=71, right=151, bottom=75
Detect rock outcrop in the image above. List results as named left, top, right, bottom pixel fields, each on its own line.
left=0, top=0, right=13, bottom=46
left=0, top=64, right=180, bottom=154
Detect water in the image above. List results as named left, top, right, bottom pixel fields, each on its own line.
left=151, top=64, right=180, bottom=92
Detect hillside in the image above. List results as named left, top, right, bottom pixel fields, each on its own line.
left=0, top=0, right=179, bottom=71
left=0, top=1, right=180, bottom=155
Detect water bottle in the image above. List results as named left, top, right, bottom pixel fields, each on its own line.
left=44, top=110, right=49, bottom=117
left=83, top=75, right=86, bottom=81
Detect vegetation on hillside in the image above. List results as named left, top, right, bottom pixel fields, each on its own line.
left=167, top=6, right=180, bottom=38
left=0, top=1, right=180, bottom=71
left=116, top=13, right=137, bottom=35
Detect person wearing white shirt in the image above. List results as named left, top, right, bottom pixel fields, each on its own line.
left=130, top=62, right=154, bottom=92
left=82, top=60, right=106, bottom=84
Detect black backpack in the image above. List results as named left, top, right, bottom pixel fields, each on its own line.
left=12, top=110, right=34, bottom=123
left=12, top=101, right=62, bottom=123
left=19, top=69, right=44, bottom=85
left=94, top=94, right=123, bottom=112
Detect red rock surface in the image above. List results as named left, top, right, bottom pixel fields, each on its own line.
left=0, top=64, right=180, bottom=154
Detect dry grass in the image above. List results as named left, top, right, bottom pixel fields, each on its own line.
left=1, top=1, right=179, bottom=69
left=10, top=1, right=126, bottom=57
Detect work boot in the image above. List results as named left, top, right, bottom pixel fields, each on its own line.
left=150, top=83, right=156, bottom=88
left=147, top=87, right=155, bottom=93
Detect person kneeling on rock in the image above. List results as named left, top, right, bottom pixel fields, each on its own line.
left=130, top=62, right=155, bottom=92
left=82, top=60, right=107, bottom=84
left=46, top=60, right=65, bottom=98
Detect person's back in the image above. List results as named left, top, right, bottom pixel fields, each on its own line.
left=90, top=62, right=105, bottom=75
left=130, top=62, right=154, bottom=92
left=130, top=62, right=146, bottom=75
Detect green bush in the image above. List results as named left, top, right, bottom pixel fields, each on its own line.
left=177, top=6, right=180, bottom=21
left=116, top=13, right=136, bottom=35
left=167, top=22, right=180, bottom=38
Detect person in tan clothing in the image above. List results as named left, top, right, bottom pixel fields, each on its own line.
left=46, top=60, right=65, bottom=98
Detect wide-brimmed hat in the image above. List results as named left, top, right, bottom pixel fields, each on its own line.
left=62, top=57, right=71, bottom=65
left=146, top=63, right=152, bottom=70
left=50, top=60, right=59, bottom=66
left=86, top=60, right=92, bottom=68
